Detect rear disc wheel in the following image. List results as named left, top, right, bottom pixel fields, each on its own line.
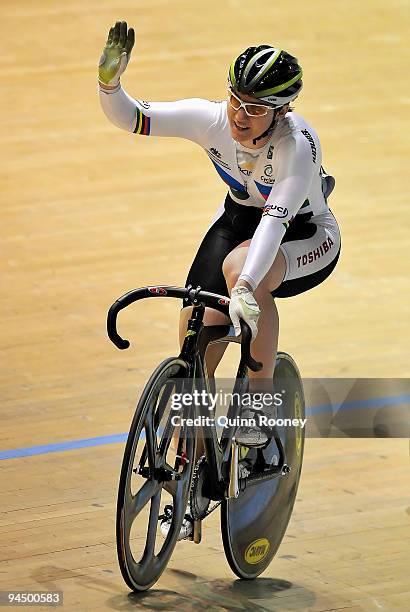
left=221, top=352, right=305, bottom=579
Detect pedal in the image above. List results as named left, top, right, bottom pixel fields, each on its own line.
left=238, top=461, right=251, bottom=479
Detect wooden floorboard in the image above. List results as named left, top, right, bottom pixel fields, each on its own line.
left=1, top=0, right=409, bottom=609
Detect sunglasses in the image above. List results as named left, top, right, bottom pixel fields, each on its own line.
left=227, top=88, right=273, bottom=117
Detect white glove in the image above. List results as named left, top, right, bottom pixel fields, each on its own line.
left=229, top=286, right=260, bottom=341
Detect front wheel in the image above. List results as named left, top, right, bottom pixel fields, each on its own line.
left=116, top=357, right=196, bottom=591
left=221, top=352, right=305, bottom=579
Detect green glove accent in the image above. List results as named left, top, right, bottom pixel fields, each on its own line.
left=99, top=20, right=135, bottom=86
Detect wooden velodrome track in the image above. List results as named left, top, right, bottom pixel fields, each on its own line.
left=1, top=0, right=409, bottom=610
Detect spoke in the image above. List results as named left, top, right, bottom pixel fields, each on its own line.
left=162, top=477, right=178, bottom=497
left=142, top=490, right=162, bottom=562
left=155, top=381, right=174, bottom=429
left=170, top=483, right=185, bottom=518
left=128, top=478, right=160, bottom=520
left=145, top=412, right=157, bottom=470
left=159, top=413, right=175, bottom=457
left=156, top=382, right=178, bottom=456
left=137, top=444, right=148, bottom=474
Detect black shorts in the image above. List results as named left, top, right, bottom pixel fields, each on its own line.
left=184, top=194, right=340, bottom=303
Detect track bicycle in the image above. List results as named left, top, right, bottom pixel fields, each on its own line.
left=107, top=284, right=305, bottom=591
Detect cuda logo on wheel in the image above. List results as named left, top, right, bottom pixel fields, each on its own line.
left=244, top=538, right=270, bottom=564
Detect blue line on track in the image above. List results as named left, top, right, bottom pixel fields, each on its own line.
left=0, top=433, right=128, bottom=460
left=0, top=395, right=408, bottom=461
left=306, top=394, right=410, bottom=415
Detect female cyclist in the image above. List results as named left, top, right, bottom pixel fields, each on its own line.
left=98, top=21, right=341, bottom=450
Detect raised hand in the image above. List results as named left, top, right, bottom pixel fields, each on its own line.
left=99, top=21, right=135, bottom=86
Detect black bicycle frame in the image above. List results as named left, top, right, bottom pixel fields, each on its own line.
left=107, top=284, right=285, bottom=500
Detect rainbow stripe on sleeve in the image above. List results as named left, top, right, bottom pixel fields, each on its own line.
left=133, top=108, right=151, bottom=135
